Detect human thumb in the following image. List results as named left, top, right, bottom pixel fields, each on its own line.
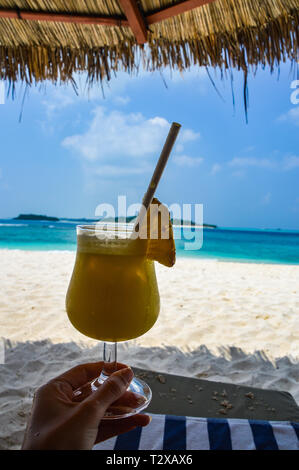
left=79, top=367, right=134, bottom=420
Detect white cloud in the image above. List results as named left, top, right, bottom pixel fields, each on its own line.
left=180, top=128, right=201, bottom=142
left=62, top=107, right=200, bottom=177
left=211, top=163, right=221, bottom=175
left=283, top=155, right=299, bottom=170
left=173, top=155, right=203, bottom=167
left=63, top=107, right=172, bottom=162
left=38, top=66, right=209, bottom=118
left=113, top=95, right=130, bottom=106
left=41, top=87, right=76, bottom=117
left=38, top=74, right=132, bottom=117
left=228, top=157, right=275, bottom=169
left=278, top=107, right=299, bottom=126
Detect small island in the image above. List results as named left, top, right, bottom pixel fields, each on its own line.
left=14, top=214, right=60, bottom=222
left=101, top=216, right=216, bottom=228
left=171, top=218, right=217, bottom=228
left=13, top=213, right=217, bottom=228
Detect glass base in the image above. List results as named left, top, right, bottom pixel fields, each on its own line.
left=73, top=375, right=152, bottom=420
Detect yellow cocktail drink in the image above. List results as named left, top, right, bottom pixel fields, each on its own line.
left=66, top=227, right=160, bottom=342
left=64, top=120, right=180, bottom=420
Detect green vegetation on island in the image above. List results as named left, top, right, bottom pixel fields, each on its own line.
left=96, top=216, right=216, bottom=228
left=13, top=213, right=217, bottom=228
left=171, top=218, right=217, bottom=228
left=14, top=214, right=60, bottom=222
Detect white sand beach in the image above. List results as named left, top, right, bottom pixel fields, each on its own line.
left=1, top=249, right=299, bottom=449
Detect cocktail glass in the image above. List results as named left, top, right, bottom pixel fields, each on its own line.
left=65, top=223, right=160, bottom=419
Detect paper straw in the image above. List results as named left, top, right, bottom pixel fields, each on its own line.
left=133, top=122, right=181, bottom=233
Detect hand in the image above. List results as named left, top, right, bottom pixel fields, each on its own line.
left=22, top=362, right=151, bottom=450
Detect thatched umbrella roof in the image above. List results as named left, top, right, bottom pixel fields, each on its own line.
left=0, top=0, right=298, bottom=87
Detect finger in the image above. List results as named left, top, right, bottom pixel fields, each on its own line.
left=47, top=362, right=104, bottom=390
left=80, top=367, right=134, bottom=419
left=96, top=414, right=151, bottom=444
left=111, top=391, right=146, bottom=409
left=102, top=391, right=146, bottom=416
left=47, top=361, right=128, bottom=391
left=73, top=387, right=144, bottom=408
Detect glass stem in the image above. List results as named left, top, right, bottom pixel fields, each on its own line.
left=100, top=342, right=117, bottom=381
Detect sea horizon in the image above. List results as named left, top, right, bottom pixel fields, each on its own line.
left=1, top=217, right=299, bottom=265
left=2, top=213, right=299, bottom=232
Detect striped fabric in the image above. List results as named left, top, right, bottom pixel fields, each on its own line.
left=93, top=414, right=299, bottom=451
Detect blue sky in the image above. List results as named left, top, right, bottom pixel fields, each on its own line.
left=0, top=62, right=298, bottom=229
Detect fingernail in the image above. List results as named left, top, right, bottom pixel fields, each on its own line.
left=136, top=396, right=146, bottom=405
left=118, top=366, right=134, bottom=384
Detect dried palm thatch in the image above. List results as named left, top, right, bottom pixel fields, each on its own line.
left=0, top=0, right=298, bottom=88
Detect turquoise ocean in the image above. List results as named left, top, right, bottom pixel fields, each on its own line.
left=0, top=219, right=299, bottom=265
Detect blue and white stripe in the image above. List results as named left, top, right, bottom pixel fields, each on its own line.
left=93, top=414, right=299, bottom=451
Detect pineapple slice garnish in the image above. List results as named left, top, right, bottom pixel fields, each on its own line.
left=138, top=198, right=176, bottom=267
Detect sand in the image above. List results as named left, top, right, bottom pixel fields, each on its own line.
left=1, top=249, right=299, bottom=449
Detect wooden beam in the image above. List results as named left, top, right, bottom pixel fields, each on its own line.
left=117, top=0, right=148, bottom=44
left=0, top=1, right=217, bottom=40
left=0, top=8, right=129, bottom=27
left=147, top=0, right=215, bottom=24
